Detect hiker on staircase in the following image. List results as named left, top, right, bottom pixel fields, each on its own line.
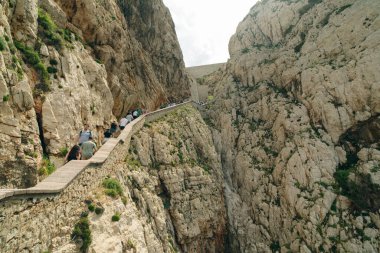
left=81, top=136, right=97, bottom=160
left=77, top=124, right=92, bottom=146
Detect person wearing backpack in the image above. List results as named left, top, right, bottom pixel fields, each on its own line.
left=81, top=136, right=97, bottom=160
left=77, top=124, right=92, bottom=146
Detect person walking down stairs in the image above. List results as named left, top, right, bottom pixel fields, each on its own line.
left=81, top=136, right=97, bottom=160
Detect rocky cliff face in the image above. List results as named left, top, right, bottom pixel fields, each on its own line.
left=53, top=106, right=226, bottom=253
left=0, top=0, right=190, bottom=188
left=204, top=0, right=380, bottom=252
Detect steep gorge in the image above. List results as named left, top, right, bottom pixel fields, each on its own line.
left=1, top=0, right=380, bottom=252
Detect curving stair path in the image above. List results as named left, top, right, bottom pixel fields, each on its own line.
left=0, top=101, right=196, bottom=202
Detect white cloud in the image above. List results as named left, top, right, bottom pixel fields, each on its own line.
left=163, top=0, right=258, bottom=67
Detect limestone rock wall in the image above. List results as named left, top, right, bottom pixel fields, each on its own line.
left=204, top=0, right=380, bottom=252
left=0, top=0, right=190, bottom=188
left=0, top=1, right=42, bottom=188
left=126, top=105, right=227, bottom=252
left=54, top=0, right=191, bottom=115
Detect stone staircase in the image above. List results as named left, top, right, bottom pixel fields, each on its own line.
left=0, top=101, right=194, bottom=202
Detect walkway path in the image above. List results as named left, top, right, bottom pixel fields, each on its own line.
left=0, top=101, right=194, bottom=202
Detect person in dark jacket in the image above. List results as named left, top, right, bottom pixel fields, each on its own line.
left=65, top=145, right=81, bottom=163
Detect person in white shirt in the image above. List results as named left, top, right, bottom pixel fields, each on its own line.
left=77, top=124, right=92, bottom=146
left=119, top=117, right=128, bottom=130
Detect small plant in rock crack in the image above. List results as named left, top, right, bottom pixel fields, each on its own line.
left=71, top=217, right=91, bottom=253
left=95, top=206, right=104, bottom=215
left=87, top=203, right=95, bottom=212
left=102, top=178, right=123, bottom=198
left=111, top=212, right=121, bottom=222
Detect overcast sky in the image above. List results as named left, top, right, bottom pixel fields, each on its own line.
left=163, top=0, right=258, bottom=67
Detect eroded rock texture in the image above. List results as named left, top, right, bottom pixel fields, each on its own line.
left=123, top=106, right=226, bottom=252
left=203, top=0, right=380, bottom=252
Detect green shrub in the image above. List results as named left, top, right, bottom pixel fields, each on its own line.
left=14, top=41, right=40, bottom=65
left=88, top=204, right=95, bottom=212
left=3, top=94, right=10, bottom=102
left=111, top=212, right=120, bottom=222
left=45, top=31, right=63, bottom=48
left=38, top=9, right=57, bottom=31
left=125, top=156, right=141, bottom=169
left=0, top=37, right=6, bottom=51
left=71, top=217, right=91, bottom=253
left=102, top=178, right=123, bottom=197
left=94, top=207, right=104, bottom=215
left=62, top=29, right=74, bottom=42
left=14, top=41, right=51, bottom=89
left=37, top=9, right=64, bottom=49
left=38, top=157, right=56, bottom=176
left=47, top=66, right=57, bottom=74
left=59, top=147, right=68, bottom=157
left=49, top=58, right=58, bottom=65
left=35, top=62, right=50, bottom=86
left=270, top=241, right=280, bottom=252
left=104, top=189, right=118, bottom=198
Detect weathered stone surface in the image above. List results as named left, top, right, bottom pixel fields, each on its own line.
left=123, top=106, right=227, bottom=252
left=204, top=0, right=380, bottom=251
left=53, top=0, right=191, bottom=115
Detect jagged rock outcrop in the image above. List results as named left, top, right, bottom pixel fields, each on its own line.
left=203, top=0, right=380, bottom=252
left=0, top=0, right=190, bottom=188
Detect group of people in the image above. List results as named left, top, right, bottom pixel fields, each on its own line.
left=118, top=109, right=142, bottom=130
left=64, top=108, right=144, bottom=163
left=65, top=124, right=97, bottom=163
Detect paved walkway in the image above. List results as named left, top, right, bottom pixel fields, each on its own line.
left=0, top=101, right=194, bottom=201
